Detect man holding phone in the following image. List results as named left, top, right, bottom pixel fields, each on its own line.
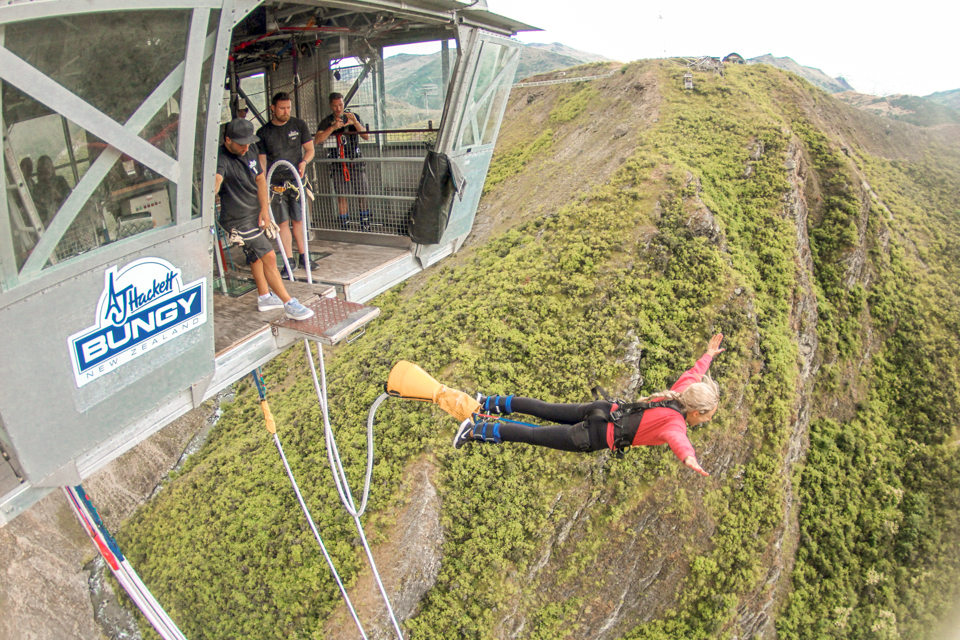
left=315, top=92, right=372, bottom=231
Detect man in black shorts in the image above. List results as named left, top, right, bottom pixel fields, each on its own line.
left=256, top=92, right=316, bottom=275
left=216, top=118, right=313, bottom=320
left=315, top=92, right=371, bottom=231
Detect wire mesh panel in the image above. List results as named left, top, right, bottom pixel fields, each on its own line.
left=307, top=61, right=434, bottom=236
left=265, top=55, right=322, bottom=132
left=312, top=130, right=433, bottom=236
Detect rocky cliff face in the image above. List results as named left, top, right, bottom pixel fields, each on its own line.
left=7, top=60, right=959, bottom=640
left=0, top=402, right=217, bottom=639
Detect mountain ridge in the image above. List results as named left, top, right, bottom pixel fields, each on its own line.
left=746, top=53, right=853, bottom=93
left=118, top=59, right=960, bottom=640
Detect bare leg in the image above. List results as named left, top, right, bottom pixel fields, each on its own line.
left=278, top=221, right=293, bottom=259
left=292, top=219, right=306, bottom=255
left=251, top=251, right=291, bottom=302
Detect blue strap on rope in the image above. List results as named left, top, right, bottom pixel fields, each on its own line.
left=505, top=395, right=513, bottom=414
left=493, top=422, right=501, bottom=442
left=252, top=367, right=267, bottom=401
left=475, top=414, right=540, bottom=428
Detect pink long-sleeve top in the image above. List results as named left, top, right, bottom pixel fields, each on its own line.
left=606, top=353, right=713, bottom=460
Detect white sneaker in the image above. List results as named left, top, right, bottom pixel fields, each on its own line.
left=257, top=293, right=284, bottom=311
left=284, top=297, right=314, bottom=321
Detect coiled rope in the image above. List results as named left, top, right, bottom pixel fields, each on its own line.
left=264, top=159, right=311, bottom=284
left=303, top=339, right=404, bottom=638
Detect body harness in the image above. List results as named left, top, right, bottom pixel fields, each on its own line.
left=580, top=386, right=685, bottom=455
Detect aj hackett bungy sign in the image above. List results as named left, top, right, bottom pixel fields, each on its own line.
left=68, top=258, right=207, bottom=387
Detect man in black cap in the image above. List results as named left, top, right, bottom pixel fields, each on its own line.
left=216, top=118, right=313, bottom=320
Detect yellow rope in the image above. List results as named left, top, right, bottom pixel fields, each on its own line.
left=260, top=399, right=277, bottom=434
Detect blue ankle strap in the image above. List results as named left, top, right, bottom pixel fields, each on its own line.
left=482, top=394, right=514, bottom=414
left=472, top=421, right=501, bottom=443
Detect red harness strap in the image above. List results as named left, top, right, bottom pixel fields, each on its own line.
left=604, top=403, right=619, bottom=450
left=336, top=133, right=351, bottom=182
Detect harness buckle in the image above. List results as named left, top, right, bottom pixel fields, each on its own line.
left=609, top=408, right=623, bottom=422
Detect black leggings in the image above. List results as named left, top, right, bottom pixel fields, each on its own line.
left=487, top=398, right=616, bottom=452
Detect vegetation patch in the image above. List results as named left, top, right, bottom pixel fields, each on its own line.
left=483, top=129, right=554, bottom=195
left=117, top=61, right=960, bottom=640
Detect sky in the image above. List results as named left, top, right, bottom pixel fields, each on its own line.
left=395, top=0, right=958, bottom=97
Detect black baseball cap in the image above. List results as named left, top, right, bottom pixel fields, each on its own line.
left=225, top=118, right=258, bottom=145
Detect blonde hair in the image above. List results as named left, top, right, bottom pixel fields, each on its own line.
left=639, top=374, right=720, bottom=416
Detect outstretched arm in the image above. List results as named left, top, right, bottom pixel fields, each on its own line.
left=705, top=333, right=725, bottom=358
left=683, top=455, right=710, bottom=477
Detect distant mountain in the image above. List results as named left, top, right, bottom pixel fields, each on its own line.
left=925, top=88, right=960, bottom=111
left=523, top=42, right=612, bottom=64
left=834, top=91, right=960, bottom=127
left=515, top=47, right=591, bottom=81
left=379, top=43, right=614, bottom=127
left=747, top=54, right=853, bottom=93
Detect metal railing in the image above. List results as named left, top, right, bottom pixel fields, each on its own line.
left=309, top=129, right=436, bottom=236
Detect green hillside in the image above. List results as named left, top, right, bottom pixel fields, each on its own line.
left=925, top=88, right=960, bottom=111
left=118, top=61, right=960, bottom=639
left=835, top=91, right=960, bottom=127
left=382, top=44, right=609, bottom=126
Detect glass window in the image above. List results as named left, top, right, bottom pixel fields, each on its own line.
left=458, top=41, right=515, bottom=149
left=239, top=73, right=267, bottom=121
left=2, top=9, right=217, bottom=278
left=4, top=11, right=191, bottom=125
left=381, top=40, right=457, bottom=130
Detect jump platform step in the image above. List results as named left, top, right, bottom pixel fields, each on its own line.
left=271, top=297, right=380, bottom=345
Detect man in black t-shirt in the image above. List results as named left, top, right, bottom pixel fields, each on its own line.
left=315, top=92, right=371, bottom=231
left=256, top=92, right=315, bottom=274
left=216, top=119, right=313, bottom=321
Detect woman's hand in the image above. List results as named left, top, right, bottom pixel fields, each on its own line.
left=683, top=455, right=710, bottom=477
left=706, top=333, right=725, bottom=357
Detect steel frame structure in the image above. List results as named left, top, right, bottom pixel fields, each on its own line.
left=0, top=0, right=530, bottom=524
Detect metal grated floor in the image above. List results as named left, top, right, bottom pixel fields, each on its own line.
left=271, top=296, right=380, bottom=345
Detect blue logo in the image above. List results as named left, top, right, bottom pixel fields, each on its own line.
left=68, top=258, right=207, bottom=387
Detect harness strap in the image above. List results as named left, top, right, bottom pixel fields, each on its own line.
left=608, top=399, right=685, bottom=453
left=591, top=385, right=612, bottom=402
left=336, top=133, right=351, bottom=182
left=571, top=404, right=613, bottom=452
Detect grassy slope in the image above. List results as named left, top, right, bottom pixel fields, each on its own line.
left=118, top=61, right=960, bottom=639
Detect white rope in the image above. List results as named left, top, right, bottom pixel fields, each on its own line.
left=270, top=431, right=368, bottom=639
left=303, top=339, right=405, bottom=639
left=264, top=159, right=312, bottom=283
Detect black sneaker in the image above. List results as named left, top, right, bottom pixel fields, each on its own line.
left=282, top=263, right=296, bottom=280
left=298, top=254, right=319, bottom=271
left=453, top=419, right=475, bottom=449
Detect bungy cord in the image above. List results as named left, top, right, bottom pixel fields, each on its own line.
left=253, top=371, right=368, bottom=639
left=303, top=338, right=405, bottom=639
